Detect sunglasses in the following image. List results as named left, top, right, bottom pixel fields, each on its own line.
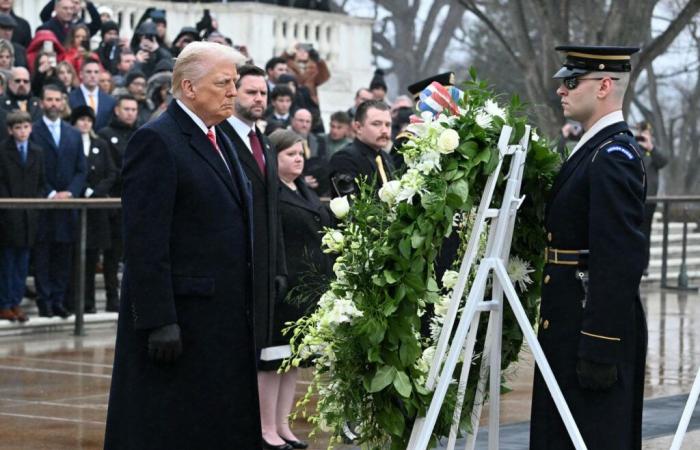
left=13, top=79, right=30, bottom=84
left=562, top=76, right=620, bottom=90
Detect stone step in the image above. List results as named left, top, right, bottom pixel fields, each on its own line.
left=650, top=245, right=700, bottom=257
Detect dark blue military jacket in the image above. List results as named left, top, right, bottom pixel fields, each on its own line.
left=530, top=120, right=648, bottom=449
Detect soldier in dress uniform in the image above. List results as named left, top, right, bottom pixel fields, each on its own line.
left=529, top=45, right=648, bottom=449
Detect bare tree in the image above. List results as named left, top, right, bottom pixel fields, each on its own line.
left=455, top=0, right=700, bottom=136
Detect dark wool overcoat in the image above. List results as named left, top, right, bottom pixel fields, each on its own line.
left=530, top=121, right=648, bottom=449
left=104, top=101, right=261, bottom=450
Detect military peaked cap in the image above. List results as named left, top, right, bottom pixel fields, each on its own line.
left=407, top=72, right=455, bottom=99
left=553, top=45, right=640, bottom=79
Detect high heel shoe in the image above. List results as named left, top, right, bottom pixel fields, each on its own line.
left=262, top=438, right=292, bottom=450
left=282, top=437, right=309, bottom=449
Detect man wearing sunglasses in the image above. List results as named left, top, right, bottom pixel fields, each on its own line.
left=530, top=45, right=648, bottom=450
left=0, top=67, right=42, bottom=121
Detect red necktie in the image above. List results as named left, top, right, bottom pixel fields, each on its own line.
left=207, top=129, right=220, bottom=152
left=248, top=129, right=266, bottom=176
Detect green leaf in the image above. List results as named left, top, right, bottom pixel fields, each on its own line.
left=399, top=339, right=421, bottom=366
left=367, top=346, right=382, bottom=363
left=384, top=269, right=398, bottom=284
left=457, top=140, right=479, bottom=159
left=474, top=148, right=491, bottom=165
left=369, top=365, right=397, bottom=393
left=448, top=178, right=470, bottom=203
left=365, top=318, right=386, bottom=345
left=399, top=238, right=411, bottom=259
left=411, top=231, right=425, bottom=249
left=377, top=403, right=405, bottom=437
left=393, top=371, right=413, bottom=397
left=426, top=277, right=439, bottom=292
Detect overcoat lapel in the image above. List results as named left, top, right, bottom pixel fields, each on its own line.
left=219, top=120, right=266, bottom=184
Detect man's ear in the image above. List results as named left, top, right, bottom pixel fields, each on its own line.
left=182, top=80, right=195, bottom=100
left=352, top=120, right=361, bottom=134
left=598, top=77, right=615, bottom=100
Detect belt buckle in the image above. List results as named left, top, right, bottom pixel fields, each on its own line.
left=553, top=249, right=558, bottom=264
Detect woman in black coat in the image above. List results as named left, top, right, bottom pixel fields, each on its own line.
left=259, top=129, right=332, bottom=449
left=70, top=105, right=117, bottom=313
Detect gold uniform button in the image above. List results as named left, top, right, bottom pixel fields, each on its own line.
left=543, top=320, right=550, bottom=330
left=544, top=275, right=551, bottom=284
left=547, top=232, right=552, bottom=242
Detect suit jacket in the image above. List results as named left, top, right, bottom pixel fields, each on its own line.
left=68, top=88, right=117, bottom=131
left=0, top=138, right=45, bottom=247
left=105, top=101, right=261, bottom=450
left=0, top=94, right=42, bottom=122
left=82, top=135, right=117, bottom=249
left=219, top=118, right=287, bottom=350
left=530, top=121, right=647, bottom=449
left=31, top=118, right=87, bottom=243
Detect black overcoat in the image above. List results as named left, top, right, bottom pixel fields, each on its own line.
left=219, top=118, right=287, bottom=350
left=104, top=101, right=261, bottom=450
left=82, top=135, right=117, bottom=249
left=271, top=180, right=333, bottom=345
left=0, top=138, right=45, bottom=247
left=529, top=121, right=648, bottom=449
left=328, top=138, right=394, bottom=196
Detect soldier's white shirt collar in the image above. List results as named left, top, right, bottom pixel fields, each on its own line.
left=568, top=110, right=625, bottom=160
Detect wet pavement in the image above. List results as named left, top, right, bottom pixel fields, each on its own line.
left=0, top=285, right=699, bottom=449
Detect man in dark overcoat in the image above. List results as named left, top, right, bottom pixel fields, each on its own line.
left=97, top=94, right=139, bottom=311
left=104, top=42, right=262, bottom=450
left=529, top=45, right=648, bottom=449
left=328, top=99, right=394, bottom=197
left=219, top=64, right=287, bottom=355
left=31, top=84, right=86, bottom=319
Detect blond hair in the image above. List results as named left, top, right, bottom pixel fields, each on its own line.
left=172, top=42, right=243, bottom=99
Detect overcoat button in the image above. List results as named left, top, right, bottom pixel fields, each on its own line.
left=544, top=275, right=551, bottom=284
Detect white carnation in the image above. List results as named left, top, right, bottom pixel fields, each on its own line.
left=321, top=296, right=363, bottom=328
left=415, top=151, right=441, bottom=175
left=378, top=180, right=401, bottom=204
left=507, top=256, right=534, bottom=292
left=437, top=128, right=460, bottom=154
left=484, top=99, right=506, bottom=119
left=396, top=169, right=425, bottom=204
left=531, top=129, right=540, bottom=142
left=329, top=196, right=350, bottom=219
left=441, top=270, right=460, bottom=290
left=321, top=230, right=345, bottom=253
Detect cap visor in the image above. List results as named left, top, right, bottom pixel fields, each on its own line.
left=552, top=67, right=588, bottom=79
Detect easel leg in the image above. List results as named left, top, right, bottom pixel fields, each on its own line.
left=494, top=263, right=587, bottom=449
left=670, top=367, right=700, bottom=450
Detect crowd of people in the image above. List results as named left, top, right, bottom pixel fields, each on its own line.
left=0, top=0, right=415, bottom=327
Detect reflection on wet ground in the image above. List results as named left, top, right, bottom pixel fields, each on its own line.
left=0, top=286, right=698, bottom=449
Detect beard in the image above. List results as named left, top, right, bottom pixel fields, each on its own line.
left=234, top=101, right=263, bottom=122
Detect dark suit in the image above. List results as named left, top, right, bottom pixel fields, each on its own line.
left=31, top=118, right=86, bottom=311
left=328, top=138, right=394, bottom=196
left=68, top=88, right=117, bottom=131
left=10, top=11, right=32, bottom=48
left=219, top=118, right=287, bottom=353
left=0, top=94, right=42, bottom=122
left=529, top=121, right=647, bottom=449
left=0, top=138, right=45, bottom=310
left=105, top=101, right=261, bottom=450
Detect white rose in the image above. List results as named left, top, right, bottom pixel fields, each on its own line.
left=329, top=196, right=350, bottom=219
left=437, top=129, right=460, bottom=154
left=475, top=110, right=493, bottom=129
left=441, top=270, right=459, bottom=290
left=378, top=180, right=401, bottom=204
left=484, top=99, right=506, bottom=119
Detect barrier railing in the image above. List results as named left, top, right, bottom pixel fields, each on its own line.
left=648, top=196, right=700, bottom=290
left=0, top=198, right=122, bottom=336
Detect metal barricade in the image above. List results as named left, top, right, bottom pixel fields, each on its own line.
left=648, top=196, right=700, bottom=290
left=0, top=198, right=122, bottom=336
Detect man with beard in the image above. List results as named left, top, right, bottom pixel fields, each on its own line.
left=328, top=99, right=394, bottom=197
left=98, top=94, right=139, bottom=312
left=30, top=84, right=86, bottom=318
left=218, top=64, right=288, bottom=449
left=0, top=67, right=41, bottom=121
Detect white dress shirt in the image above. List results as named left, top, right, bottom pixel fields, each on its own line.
left=568, top=110, right=625, bottom=159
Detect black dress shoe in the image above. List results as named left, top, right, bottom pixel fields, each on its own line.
left=37, top=303, right=53, bottom=318
left=84, top=306, right=97, bottom=314
left=52, top=304, right=72, bottom=319
left=282, top=438, right=308, bottom=449
left=262, top=439, right=292, bottom=450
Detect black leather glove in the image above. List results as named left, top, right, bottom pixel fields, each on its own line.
left=308, top=48, right=320, bottom=62
left=148, top=323, right=182, bottom=364
left=576, top=358, right=617, bottom=390
left=275, top=275, right=288, bottom=303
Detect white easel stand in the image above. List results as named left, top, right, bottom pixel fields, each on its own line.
left=670, top=367, right=700, bottom=449
left=406, top=126, right=587, bottom=450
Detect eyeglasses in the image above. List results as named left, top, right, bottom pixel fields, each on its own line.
left=12, top=79, right=30, bottom=84
left=562, top=76, right=620, bottom=90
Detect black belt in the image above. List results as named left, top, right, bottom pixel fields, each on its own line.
left=544, top=247, right=589, bottom=266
